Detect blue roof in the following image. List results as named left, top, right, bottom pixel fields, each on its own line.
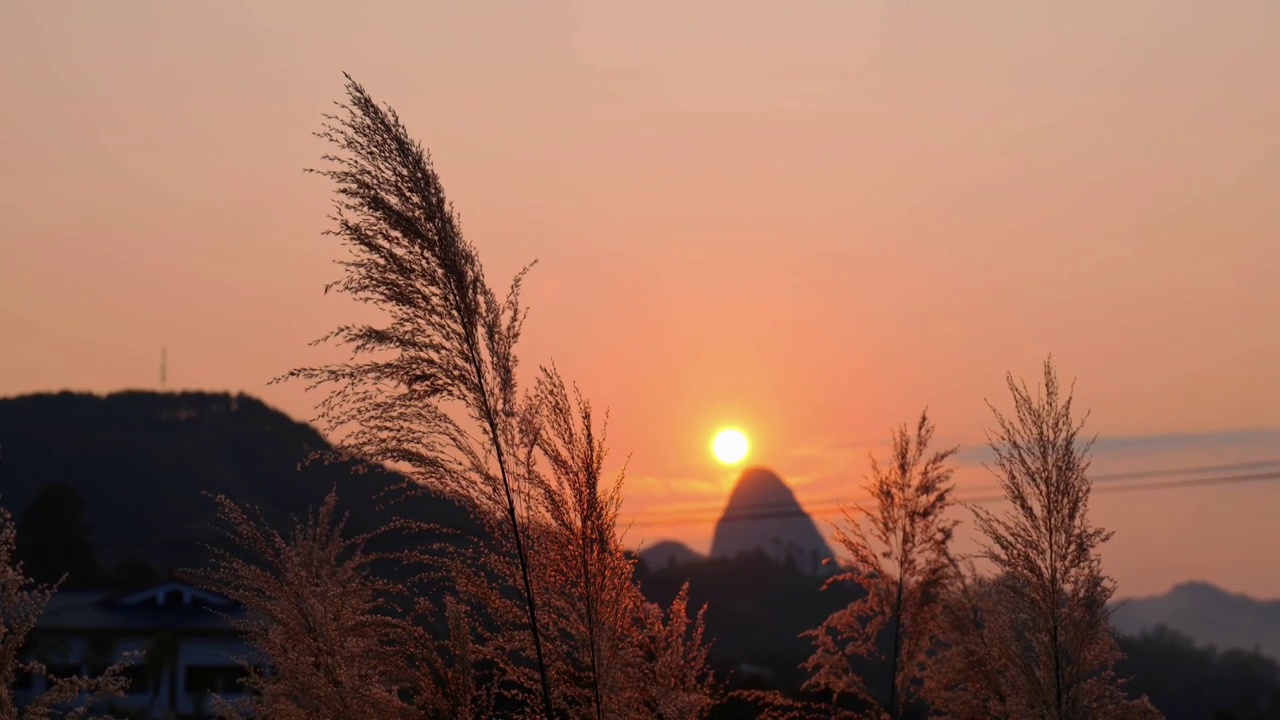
left=36, top=582, right=246, bottom=633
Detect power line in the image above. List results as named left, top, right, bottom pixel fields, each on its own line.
left=625, top=457, right=1280, bottom=522
left=943, top=470, right=1280, bottom=507
left=629, top=469, right=1280, bottom=528
left=1091, top=458, right=1280, bottom=482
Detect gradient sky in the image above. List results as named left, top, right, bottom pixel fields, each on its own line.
left=3, top=1, right=1278, bottom=599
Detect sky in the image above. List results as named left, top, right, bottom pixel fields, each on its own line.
left=2, top=0, right=1278, bottom=599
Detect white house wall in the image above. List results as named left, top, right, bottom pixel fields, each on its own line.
left=17, top=634, right=253, bottom=719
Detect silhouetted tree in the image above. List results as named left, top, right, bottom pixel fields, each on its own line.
left=103, top=559, right=160, bottom=592
left=950, top=358, right=1159, bottom=719
left=0, top=496, right=131, bottom=718
left=1117, top=625, right=1280, bottom=720
left=16, top=484, right=103, bottom=590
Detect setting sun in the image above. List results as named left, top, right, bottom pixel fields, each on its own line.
left=711, top=428, right=749, bottom=465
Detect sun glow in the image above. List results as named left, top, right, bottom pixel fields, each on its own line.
left=711, top=428, right=750, bottom=465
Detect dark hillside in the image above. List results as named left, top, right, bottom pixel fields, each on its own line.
left=0, top=390, right=476, bottom=576
left=636, top=551, right=868, bottom=696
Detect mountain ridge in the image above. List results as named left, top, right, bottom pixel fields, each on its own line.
left=637, top=539, right=703, bottom=571
left=1111, top=579, right=1280, bottom=660
left=709, top=466, right=833, bottom=573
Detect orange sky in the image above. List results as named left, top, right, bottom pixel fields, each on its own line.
left=2, top=1, right=1278, bottom=599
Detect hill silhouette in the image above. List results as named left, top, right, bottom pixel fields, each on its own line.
left=709, top=467, right=833, bottom=573
left=635, top=550, right=865, bottom=698
left=0, top=390, right=475, bottom=576
left=1112, top=581, right=1280, bottom=661
left=637, top=539, right=703, bottom=570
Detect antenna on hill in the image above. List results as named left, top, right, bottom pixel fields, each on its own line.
left=160, top=346, right=167, bottom=389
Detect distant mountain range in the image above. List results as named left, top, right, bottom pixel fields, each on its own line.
left=1112, top=581, right=1280, bottom=660
left=638, top=539, right=703, bottom=570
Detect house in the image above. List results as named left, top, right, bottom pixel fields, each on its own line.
left=18, top=577, right=257, bottom=719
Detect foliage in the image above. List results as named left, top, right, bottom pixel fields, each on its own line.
left=649, top=553, right=1267, bottom=720
left=273, top=69, right=554, bottom=714
left=740, top=411, right=957, bottom=719
left=200, top=482, right=721, bottom=719
left=200, top=491, right=485, bottom=720
left=0, top=497, right=132, bottom=719
left=1117, top=625, right=1280, bottom=720
left=929, top=358, right=1159, bottom=719
left=916, top=561, right=1013, bottom=718
left=217, top=73, right=721, bottom=719
left=523, top=367, right=659, bottom=717
left=811, top=412, right=957, bottom=716
left=632, top=584, right=719, bottom=719
left=100, top=561, right=159, bottom=594
left=14, top=485, right=102, bottom=591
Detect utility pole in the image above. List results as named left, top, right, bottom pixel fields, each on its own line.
left=160, top=346, right=167, bottom=389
